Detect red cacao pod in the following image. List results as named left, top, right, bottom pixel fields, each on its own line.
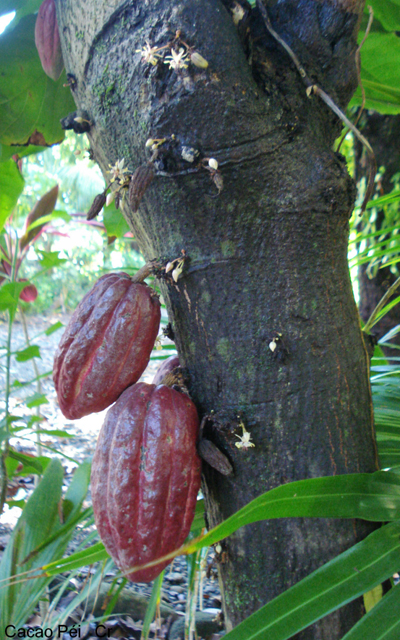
left=91, top=382, right=201, bottom=582
left=152, top=355, right=180, bottom=385
left=35, top=0, right=64, bottom=81
left=53, top=273, right=161, bottom=420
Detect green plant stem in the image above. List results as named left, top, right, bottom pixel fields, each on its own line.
left=0, top=232, right=19, bottom=514
left=19, top=306, right=43, bottom=461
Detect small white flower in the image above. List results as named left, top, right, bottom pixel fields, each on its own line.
left=235, top=422, right=255, bottom=450
left=136, top=42, right=161, bottom=66
left=164, top=48, right=189, bottom=71
left=107, top=158, right=129, bottom=184
left=208, top=158, right=219, bottom=170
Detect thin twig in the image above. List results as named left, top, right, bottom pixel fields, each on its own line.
left=337, top=5, right=374, bottom=153
left=255, top=0, right=376, bottom=214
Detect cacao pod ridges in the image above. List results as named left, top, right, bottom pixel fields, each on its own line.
left=53, top=273, right=161, bottom=419
left=91, top=383, right=202, bottom=582
left=35, top=0, right=64, bottom=81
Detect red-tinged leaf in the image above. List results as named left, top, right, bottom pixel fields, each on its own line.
left=19, top=185, right=58, bottom=252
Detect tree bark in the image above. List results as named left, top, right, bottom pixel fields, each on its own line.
left=354, top=113, right=400, bottom=353
left=55, top=0, right=379, bottom=636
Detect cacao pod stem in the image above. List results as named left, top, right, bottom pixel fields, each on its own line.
left=131, top=259, right=161, bottom=283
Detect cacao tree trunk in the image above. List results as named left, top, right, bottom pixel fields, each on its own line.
left=55, top=0, right=379, bottom=636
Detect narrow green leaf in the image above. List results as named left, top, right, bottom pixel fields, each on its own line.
left=365, top=190, right=400, bottom=210
left=33, top=429, right=72, bottom=438
left=0, top=459, right=64, bottom=629
left=0, top=159, right=24, bottom=231
left=141, top=571, right=165, bottom=640
left=21, top=507, right=92, bottom=565
left=222, top=522, right=400, bottom=640
left=42, top=541, right=107, bottom=572
left=190, top=499, right=205, bottom=534
left=373, top=296, right=400, bottom=325
left=44, top=321, right=63, bottom=336
left=7, top=450, right=43, bottom=473
left=342, top=582, right=400, bottom=640
left=14, top=344, right=41, bottom=362
left=62, top=461, right=91, bottom=520
left=182, top=472, right=400, bottom=555
left=100, top=577, right=128, bottom=622
left=10, top=370, right=53, bottom=389
left=44, top=546, right=110, bottom=576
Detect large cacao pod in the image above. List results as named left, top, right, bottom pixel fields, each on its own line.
left=35, top=0, right=64, bottom=81
left=91, top=382, right=201, bottom=582
left=53, top=273, right=160, bottom=420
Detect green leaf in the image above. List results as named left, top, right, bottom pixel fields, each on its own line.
left=222, top=522, right=400, bottom=640
left=0, top=159, right=24, bottom=231
left=0, top=459, right=64, bottom=629
left=62, top=460, right=91, bottom=521
left=0, top=459, right=91, bottom=630
left=0, top=14, right=75, bottom=147
left=102, top=201, right=130, bottom=238
left=0, top=281, right=28, bottom=319
left=367, top=0, right=400, bottom=31
left=142, top=571, right=165, bottom=640
left=182, top=472, right=400, bottom=557
left=25, top=209, right=70, bottom=233
left=0, top=143, right=46, bottom=162
left=14, top=344, right=41, bottom=362
left=351, top=31, right=400, bottom=115
left=100, top=577, right=128, bottom=622
left=0, top=1, right=41, bottom=22
left=43, top=541, right=110, bottom=576
left=7, top=450, right=43, bottom=473
left=190, top=498, right=205, bottom=534
left=44, top=321, right=63, bottom=336
left=34, top=428, right=72, bottom=438
left=342, top=581, right=400, bottom=640
left=25, top=392, right=49, bottom=408
left=36, top=249, right=67, bottom=270
left=6, top=499, right=25, bottom=508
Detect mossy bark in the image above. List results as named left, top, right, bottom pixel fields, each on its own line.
left=55, top=0, right=378, bottom=636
